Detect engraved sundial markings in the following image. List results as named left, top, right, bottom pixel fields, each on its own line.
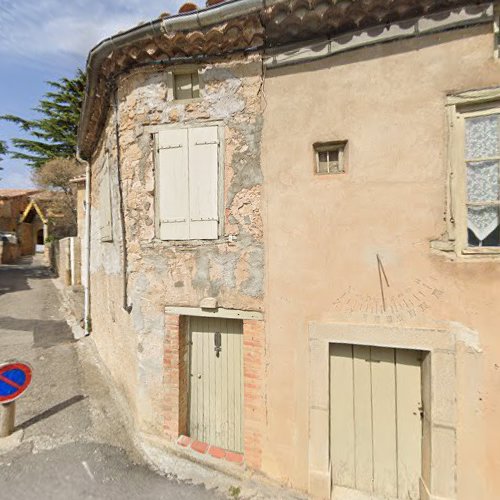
left=330, top=255, right=445, bottom=322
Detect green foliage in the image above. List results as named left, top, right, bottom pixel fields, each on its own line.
left=1, top=70, right=86, bottom=169
left=0, top=140, right=6, bottom=173
left=229, top=486, right=241, bottom=499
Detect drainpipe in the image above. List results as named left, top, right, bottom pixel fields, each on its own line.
left=76, top=150, right=91, bottom=336
left=112, top=87, right=132, bottom=314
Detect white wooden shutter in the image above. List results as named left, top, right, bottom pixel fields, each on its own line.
left=158, top=129, right=189, bottom=240
left=188, top=126, right=219, bottom=240
left=99, top=155, right=113, bottom=242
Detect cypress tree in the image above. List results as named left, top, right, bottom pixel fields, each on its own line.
left=0, top=140, right=6, bottom=173
left=1, top=70, right=86, bottom=169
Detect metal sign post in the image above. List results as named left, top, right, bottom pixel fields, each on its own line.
left=0, top=402, right=15, bottom=438
left=0, top=362, right=32, bottom=438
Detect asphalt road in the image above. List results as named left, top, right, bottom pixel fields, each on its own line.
left=0, top=256, right=220, bottom=499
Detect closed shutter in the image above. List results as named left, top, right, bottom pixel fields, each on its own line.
left=158, top=129, right=189, bottom=240
left=188, top=126, right=219, bottom=240
left=99, top=155, right=113, bottom=242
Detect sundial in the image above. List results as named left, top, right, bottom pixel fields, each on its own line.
left=331, top=254, right=445, bottom=323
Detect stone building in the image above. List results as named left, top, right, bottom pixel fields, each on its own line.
left=0, top=189, right=39, bottom=233
left=0, top=189, right=45, bottom=258
left=78, top=1, right=500, bottom=499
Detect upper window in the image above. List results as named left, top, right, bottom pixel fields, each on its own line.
left=173, top=71, right=200, bottom=100
left=464, top=111, right=500, bottom=247
left=313, top=142, right=346, bottom=175
left=441, top=89, right=500, bottom=257
left=156, top=126, right=220, bottom=241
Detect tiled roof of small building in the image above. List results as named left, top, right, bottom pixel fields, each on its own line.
left=0, top=189, right=41, bottom=199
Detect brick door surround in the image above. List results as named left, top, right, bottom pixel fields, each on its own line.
left=163, top=311, right=266, bottom=470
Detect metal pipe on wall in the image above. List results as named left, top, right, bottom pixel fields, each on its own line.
left=76, top=150, right=91, bottom=335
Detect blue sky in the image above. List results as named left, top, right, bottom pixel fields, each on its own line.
left=0, top=0, right=185, bottom=188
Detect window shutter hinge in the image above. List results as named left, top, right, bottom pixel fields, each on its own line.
left=194, top=141, right=219, bottom=146
left=160, top=218, right=186, bottom=224
left=158, top=144, right=183, bottom=150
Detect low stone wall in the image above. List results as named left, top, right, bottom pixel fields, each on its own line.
left=51, top=237, right=82, bottom=286
left=0, top=241, right=21, bottom=264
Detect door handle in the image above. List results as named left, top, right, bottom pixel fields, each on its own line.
left=414, top=403, right=424, bottom=419
left=214, top=332, right=222, bottom=357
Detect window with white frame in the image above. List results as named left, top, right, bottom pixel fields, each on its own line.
left=156, top=126, right=220, bottom=241
left=447, top=94, right=500, bottom=254
left=463, top=110, right=500, bottom=247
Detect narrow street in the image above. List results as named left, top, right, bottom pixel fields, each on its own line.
left=0, top=256, right=219, bottom=499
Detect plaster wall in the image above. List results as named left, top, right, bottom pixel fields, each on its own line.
left=89, top=55, right=264, bottom=437
left=261, top=25, right=500, bottom=498
left=75, top=184, right=85, bottom=239
left=0, top=195, right=31, bottom=232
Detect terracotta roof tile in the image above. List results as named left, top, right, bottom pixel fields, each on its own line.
left=179, top=2, right=198, bottom=13
left=0, top=189, right=41, bottom=199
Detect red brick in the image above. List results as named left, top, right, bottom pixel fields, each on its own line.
left=225, top=451, right=244, bottom=464
left=177, top=435, right=191, bottom=447
left=191, top=440, right=209, bottom=454
left=208, top=446, right=226, bottom=459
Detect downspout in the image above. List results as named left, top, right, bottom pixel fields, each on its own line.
left=76, top=150, right=91, bottom=335
left=112, top=87, right=132, bottom=313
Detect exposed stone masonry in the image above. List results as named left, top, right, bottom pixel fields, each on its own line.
left=89, top=54, right=265, bottom=441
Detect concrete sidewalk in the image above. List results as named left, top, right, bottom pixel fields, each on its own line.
left=0, top=255, right=306, bottom=500
left=0, top=256, right=219, bottom=499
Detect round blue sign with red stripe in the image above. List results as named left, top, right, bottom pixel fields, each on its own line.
left=0, top=362, right=32, bottom=403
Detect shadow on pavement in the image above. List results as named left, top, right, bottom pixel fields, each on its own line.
left=16, top=395, right=87, bottom=431
left=0, top=256, right=54, bottom=297
left=0, top=316, right=73, bottom=348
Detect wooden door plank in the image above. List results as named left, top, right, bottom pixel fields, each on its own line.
left=227, top=321, right=236, bottom=451
left=330, top=343, right=356, bottom=489
left=198, top=317, right=205, bottom=442
left=189, top=317, right=199, bottom=440
left=214, top=317, right=223, bottom=447
left=202, top=316, right=211, bottom=443
left=221, top=318, right=229, bottom=450
left=396, top=349, right=422, bottom=500
left=238, top=320, right=244, bottom=453
left=371, top=347, right=398, bottom=498
left=208, top=318, right=217, bottom=446
left=353, top=345, right=374, bottom=493
left=233, top=319, right=243, bottom=452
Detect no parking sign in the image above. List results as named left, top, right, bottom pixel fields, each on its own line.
left=0, top=362, right=32, bottom=404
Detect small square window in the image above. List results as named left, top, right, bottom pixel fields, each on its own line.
left=314, top=142, right=346, bottom=175
left=174, top=71, right=200, bottom=100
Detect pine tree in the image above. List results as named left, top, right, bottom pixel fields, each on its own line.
left=1, top=70, right=86, bottom=169
left=0, top=140, right=6, bottom=172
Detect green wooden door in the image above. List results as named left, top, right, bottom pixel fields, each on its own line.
left=189, top=316, right=243, bottom=452
left=330, top=344, right=422, bottom=500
